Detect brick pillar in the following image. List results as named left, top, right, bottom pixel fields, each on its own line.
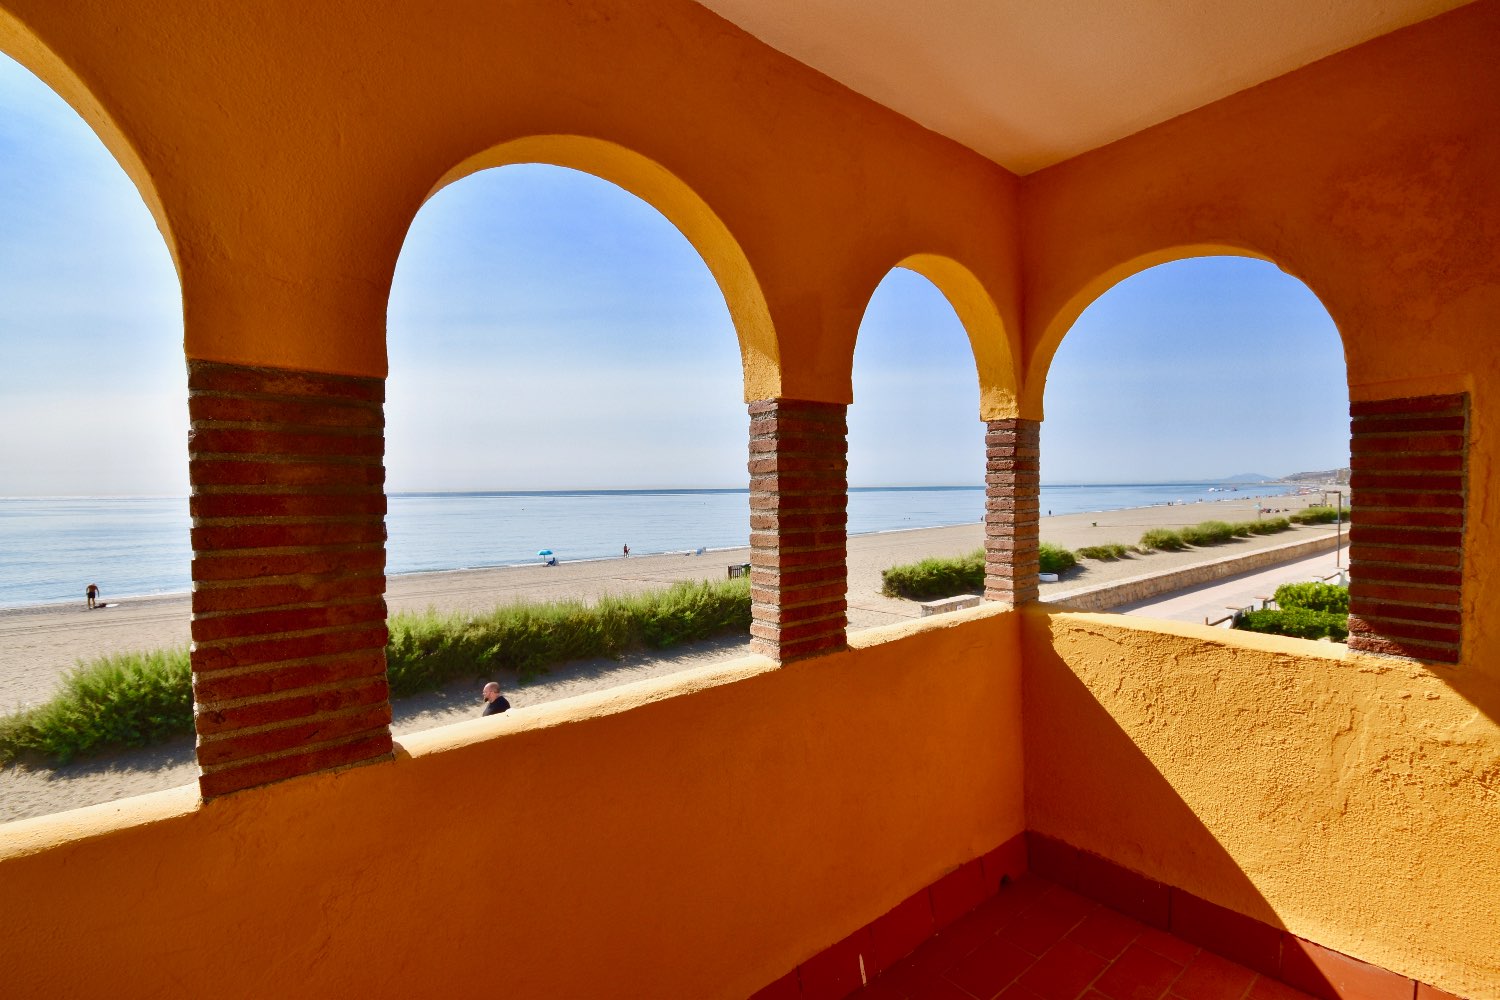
left=748, top=399, right=848, bottom=661
left=187, top=360, right=393, bottom=798
left=984, top=418, right=1040, bottom=604
left=1347, top=393, right=1468, bottom=663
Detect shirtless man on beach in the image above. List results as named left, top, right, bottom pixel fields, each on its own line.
left=86, top=583, right=99, bottom=610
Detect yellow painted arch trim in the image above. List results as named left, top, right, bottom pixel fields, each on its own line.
left=426, top=135, right=780, bottom=402
left=1021, top=243, right=1279, bottom=420
left=894, top=254, right=1019, bottom=421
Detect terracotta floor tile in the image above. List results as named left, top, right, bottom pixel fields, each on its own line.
left=1016, top=939, right=1111, bottom=1000
left=1032, top=885, right=1098, bottom=924
left=1135, top=927, right=1200, bottom=966
left=1246, top=976, right=1318, bottom=1000
left=1006, top=906, right=1087, bottom=956
left=997, top=982, right=1049, bottom=1000
left=1068, top=909, right=1147, bottom=962
left=908, top=976, right=981, bottom=1000
left=853, top=978, right=910, bottom=1000
left=1092, top=942, right=1186, bottom=1000
left=944, top=937, right=1038, bottom=1000
left=1171, top=952, right=1257, bottom=1000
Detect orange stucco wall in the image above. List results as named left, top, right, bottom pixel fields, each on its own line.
left=0, top=0, right=1022, bottom=411
left=1022, top=609, right=1500, bottom=1000
left=0, top=610, right=1024, bottom=999
left=1, top=0, right=1498, bottom=997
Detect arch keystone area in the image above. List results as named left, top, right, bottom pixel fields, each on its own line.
left=422, top=134, right=780, bottom=402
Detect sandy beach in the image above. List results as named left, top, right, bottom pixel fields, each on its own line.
left=0, top=492, right=1337, bottom=822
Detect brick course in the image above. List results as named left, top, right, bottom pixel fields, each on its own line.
left=747, top=399, right=847, bottom=660
left=985, top=419, right=1041, bottom=603
left=1347, top=393, right=1467, bottom=664
left=188, top=360, right=393, bottom=797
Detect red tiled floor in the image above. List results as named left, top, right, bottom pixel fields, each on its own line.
left=1170, top=952, right=1258, bottom=1000
left=1093, top=943, right=1186, bottom=1000
left=846, top=876, right=1319, bottom=1000
left=1068, top=910, right=1148, bottom=962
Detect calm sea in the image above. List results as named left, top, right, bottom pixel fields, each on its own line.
left=0, top=482, right=1295, bottom=609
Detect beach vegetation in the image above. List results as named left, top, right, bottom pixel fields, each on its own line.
left=1274, top=581, right=1350, bottom=615
left=1139, top=528, right=1187, bottom=551
left=0, top=649, right=192, bottom=765
left=1142, top=517, right=1292, bottom=552
left=1038, top=543, right=1077, bottom=575
left=1234, top=607, right=1349, bottom=642
left=0, top=579, right=750, bottom=766
left=1290, top=506, right=1347, bottom=525
left=1178, top=521, right=1236, bottom=546
left=386, top=578, right=750, bottom=695
left=881, top=548, right=985, bottom=600
left=1075, top=543, right=1130, bottom=561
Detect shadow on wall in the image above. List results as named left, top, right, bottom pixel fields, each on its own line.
left=1020, top=604, right=1499, bottom=999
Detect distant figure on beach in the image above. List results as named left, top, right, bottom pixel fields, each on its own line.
left=481, top=681, right=511, bottom=717
left=86, top=583, right=99, bottom=610
left=623, top=544, right=630, bottom=557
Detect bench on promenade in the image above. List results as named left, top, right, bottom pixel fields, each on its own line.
left=920, top=595, right=982, bottom=617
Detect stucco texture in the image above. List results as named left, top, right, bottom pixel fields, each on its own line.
left=1023, top=609, right=1500, bottom=1000
left=0, top=609, right=1025, bottom=999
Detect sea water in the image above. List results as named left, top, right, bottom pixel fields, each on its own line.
left=0, top=482, right=1297, bottom=608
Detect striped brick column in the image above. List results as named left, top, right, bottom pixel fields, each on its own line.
left=187, top=360, right=393, bottom=798
left=748, top=399, right=848, bottom=661
left=985, top=418, right=1040, bottom=604
left=1347, top=393, right=1468, bottom=664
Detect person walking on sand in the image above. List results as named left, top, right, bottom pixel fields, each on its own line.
left=481, top=681, right=511, bottom=717
left=86, top=583, right=99, bottom=610
left=623, top=543, right=630, bottom=557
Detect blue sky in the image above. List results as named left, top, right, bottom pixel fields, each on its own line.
left=1, top=53, right=1349, bottom=495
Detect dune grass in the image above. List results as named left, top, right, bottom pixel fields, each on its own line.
left=1141, top=517, right=1292, bottom=552
left=0, top=578, right=750, bottom=767
left=881, top=548, right=986, bottom=600
left=1075, top=543, right=1132, bottom=561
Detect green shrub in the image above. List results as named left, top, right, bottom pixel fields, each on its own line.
left=1075, top=543, right=1130, bottom=561
left=386, top=577, right=752, bottom=693
left=1227, top=522, right=1256, bottom=537
left=1178, top=520, right=1236, bottom=546
left=881, top=548, right=985, bottom=600
left=1038, top=542, right=1077, bottom=575
left=0, top=649, right=193, bottom=765
left=1235, top=607, right=1348, bottom=641
left=1290, top=506, right=1347, bottom=525
left=0, top=579, right=753, bottom=766
left=1247, top=517, right=1292, bottom=535
left=1139, top=528, right=1187, bottom=551
left=1274, top=581, right=1350, bottom=615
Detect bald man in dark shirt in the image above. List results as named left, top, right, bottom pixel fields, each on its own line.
left=481, top=682, right=510, bottom=716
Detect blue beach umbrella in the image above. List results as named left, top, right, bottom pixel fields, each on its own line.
left=537, top=549, right=553, bottom=557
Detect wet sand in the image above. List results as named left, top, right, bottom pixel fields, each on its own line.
left=0, top=491, right=1337, bottom=822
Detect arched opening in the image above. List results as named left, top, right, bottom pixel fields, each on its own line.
left=383, top=159, right=755, bottom=728
left=0, top=51, right=188, bottom=822
left=1034, top=255, right=1352, bottom=636
left=846, top=265, right=994, bottom=632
